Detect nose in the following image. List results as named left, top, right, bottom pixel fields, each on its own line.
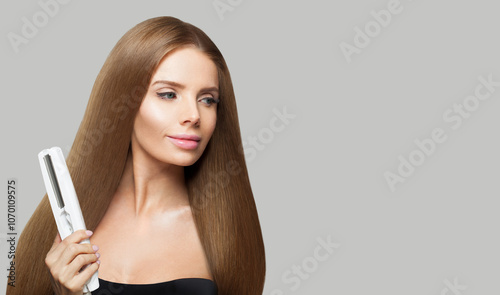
left=180, top=96, right=200, bottom=126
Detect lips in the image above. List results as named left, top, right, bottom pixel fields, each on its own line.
left=167, top=134, right=201, bottom=141
left=167, top=134, right=201, bottom=150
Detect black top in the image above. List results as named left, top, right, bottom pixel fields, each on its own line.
left=91, top=277, right=217, bottom=295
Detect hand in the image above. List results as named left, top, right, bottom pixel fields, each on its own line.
left=45, top=230, right=100, bottom=295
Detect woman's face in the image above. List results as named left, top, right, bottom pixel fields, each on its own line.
left=132, top=46, right=219, bottom=167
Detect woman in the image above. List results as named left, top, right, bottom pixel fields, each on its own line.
left=7, top=16, right=266, bottom=295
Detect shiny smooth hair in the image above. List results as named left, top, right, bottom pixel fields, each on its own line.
left=7, top=16, right=265, bottom=295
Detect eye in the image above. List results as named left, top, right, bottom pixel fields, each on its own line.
left=157, top=92, right=177, bottom=100
left=200, top=97, right=220, bottom=106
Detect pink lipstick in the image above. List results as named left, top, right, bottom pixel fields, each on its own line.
left=167, top=134, right=201, bottom=150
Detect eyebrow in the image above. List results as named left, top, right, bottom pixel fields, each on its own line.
left=152, top=80, right=219, bottom=94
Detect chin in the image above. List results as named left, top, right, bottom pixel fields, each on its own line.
left=167, top=154, right=202, bottom=167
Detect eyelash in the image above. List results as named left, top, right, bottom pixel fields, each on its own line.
left=157, top=92, right=220, bottom=106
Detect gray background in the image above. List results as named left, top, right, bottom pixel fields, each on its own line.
left=1, top=0, right=499, bottom=294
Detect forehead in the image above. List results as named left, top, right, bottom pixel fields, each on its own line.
left=151, top=46, right=218, bottom=87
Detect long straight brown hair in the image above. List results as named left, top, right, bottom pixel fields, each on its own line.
left=7, top=16, right=265, bottom=295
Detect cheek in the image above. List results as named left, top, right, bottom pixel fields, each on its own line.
left=134, top=101, right=168, bottom=143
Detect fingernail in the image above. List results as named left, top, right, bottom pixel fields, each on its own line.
left=96, top=253, right=101, bottom=258
left=97, top=260, right=101, bottom=265
left=92, top=245, right=99, bottom=251
left=86, top=230, right=93, bottom=236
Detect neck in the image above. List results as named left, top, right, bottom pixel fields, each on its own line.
left=116, top=147, right=190, bottom=218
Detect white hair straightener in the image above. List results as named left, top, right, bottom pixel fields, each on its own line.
left=38, top=147, right=99, bottom=293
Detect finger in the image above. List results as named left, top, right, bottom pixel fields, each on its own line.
left=72, top=260, right=100, bottom=290
left=61, top=229, right=93, bottom=246
left=49, top=230, right=92, bottom=261
left=58, top=242, right=98, bottom=269
left=48, top=231, right=96, bottom=273
left=57, top=230, right=94, bottom=260
left=72, top=253, right=100, bottom=273
left=60, top=252, right=99, bottom=284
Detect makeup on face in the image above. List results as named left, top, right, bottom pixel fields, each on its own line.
left=166, top=134, right=201, bottom=150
